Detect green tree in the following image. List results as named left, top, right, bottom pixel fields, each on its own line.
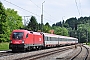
left=27, top=16, right=38, bottom=31
left=43, top=22, right=51, bottom=33
left=63, top=23, right=69, bottom=28
left=65, top=17, right=77, bottom=30
left=5, top=8, right=23, bottom=42
left=56, top=21, right=62, bottom=27
left=5, top=8, right=23, bottom=31
left=0, top=2, right=7, bottom=42
left=38, top=23, right=41, bottom=31
left=78, top=17, right=90, bottom=24
left=62, top=27, right=68, bottom=36
left=52, top=26, right=68, bottom=36
left=77, top=23, right=90, bottom=43
left=52, top=23, right=56, bottom=27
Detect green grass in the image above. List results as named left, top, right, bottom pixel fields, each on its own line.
left=0, top=42, right=9, bottom=51
left=88, top=43, right=90, bottom=45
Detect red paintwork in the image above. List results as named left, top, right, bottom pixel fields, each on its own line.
left=25, top=33, right=33, bottom=44
left=10, top=30, right=44, bottom=45
left=10, top=30, right=29, bottom=44
left=12, top=40, right=22, bottom=44
left=33, top=32, right=43, bottom=45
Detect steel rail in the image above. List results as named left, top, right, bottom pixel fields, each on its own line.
left=83, top=45, right=89, bottom=60
left=70, top=45, right=89, bottom=60
left=15, top=47, right=74, bottom=60
left=70, top=46, right=82, bottom=60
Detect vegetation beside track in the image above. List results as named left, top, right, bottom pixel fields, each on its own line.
left=0, top=42, right=9, bottom=51
left=88, top=43, right=90, bottom=45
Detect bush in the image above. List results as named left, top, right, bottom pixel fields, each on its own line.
left=0, top=42, right=9, bottom=50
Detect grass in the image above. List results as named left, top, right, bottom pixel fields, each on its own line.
left=0, top=42, right=9, bottom=51
left=88, top=43, right=90, bottom=45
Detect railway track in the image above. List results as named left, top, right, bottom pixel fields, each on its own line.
left=0, top=50, right=25, bottom=57
left=56, top=45, right=89, bottom=60
left=70, top=45, right=89, bottom=60
left=0, top=51, right=14, bottom=57
left=0, top=45, right=83, bottom=60
left=15, top=46, right=74, bottom=60
left=0, top=46, right=74, bottom=60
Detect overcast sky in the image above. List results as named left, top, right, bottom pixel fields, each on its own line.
left=1, top=0, right=90, bottom=25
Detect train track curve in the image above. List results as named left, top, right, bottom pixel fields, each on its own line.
left=56, top=45, right=89, bottom=60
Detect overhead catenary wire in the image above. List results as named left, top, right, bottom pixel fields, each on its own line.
left=29, top=0, right=57, bottom=23
left=3, top=0, right=55, bottom=24
left=29, top=0, right=41, bottom=9
left=3, top=0, right=40, bottom=17
left=79, top=0, right=82, bottom=16
left=75, top=0, right=81, bottom=16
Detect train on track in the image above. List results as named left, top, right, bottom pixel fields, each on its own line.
left=9, top=29, right=78, bottom=52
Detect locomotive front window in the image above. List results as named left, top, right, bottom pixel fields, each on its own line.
left=12, top=32, right=24, bottom=40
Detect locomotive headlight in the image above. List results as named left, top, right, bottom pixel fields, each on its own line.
left=22, top=40, right=24, bottom=43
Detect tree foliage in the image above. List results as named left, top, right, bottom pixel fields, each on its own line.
left=52, top=26, right=68, bottom=36
left=5, top=8, right=23, bottom=31
left=5, top=8, right=23, bottom=42
left=0, top=2, right=23, bottom=42
left=65, top=17, right=77, bottom=30
left=27, top=16, right=38, bottom=31
left=52, top=16, right=90, bottom=43
left=43, top=22, right=51, bottom=33
left=0, top=2, right=7, bottom=42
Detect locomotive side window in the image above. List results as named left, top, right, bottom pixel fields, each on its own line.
left=12, top=32, right=23, bottom=40
left=26, top=34, right=28, bottom=38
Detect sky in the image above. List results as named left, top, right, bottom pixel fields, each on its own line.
left=1, top=0, right=90, bottom=25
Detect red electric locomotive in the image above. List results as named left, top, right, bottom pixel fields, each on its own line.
left=9, top=30, right=44, bottom=52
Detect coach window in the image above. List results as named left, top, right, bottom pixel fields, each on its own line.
left=48, top=37, right=50, bottom=41
left=44, top=36, right=47, bottom=41
left=55, top=37, right=57, bottom=41
left=59, top=38, right=61, bottom=41
left=47, top=37, right=48, bottom=41
left=53, top=37, right=54, bottom=41
left=26, top=34, right=28, bottom=38
left=57, top=38, right=59, bottom=41
left=45, top=36, right=47, bottom=41
left=46, top=37, right=48, bottom=41
left=54, top=37, right=56, bottom=41
left=48, top=37, right=49, bottom=41
left=50, top=37, right=51, bottom=41
left=58, top=38, right=59, bottom=41
left=51, top=37, right=53, bottom=41
left=61, top=38, right=63, bottom=41
left=63, top=38, right=65, bottom=41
